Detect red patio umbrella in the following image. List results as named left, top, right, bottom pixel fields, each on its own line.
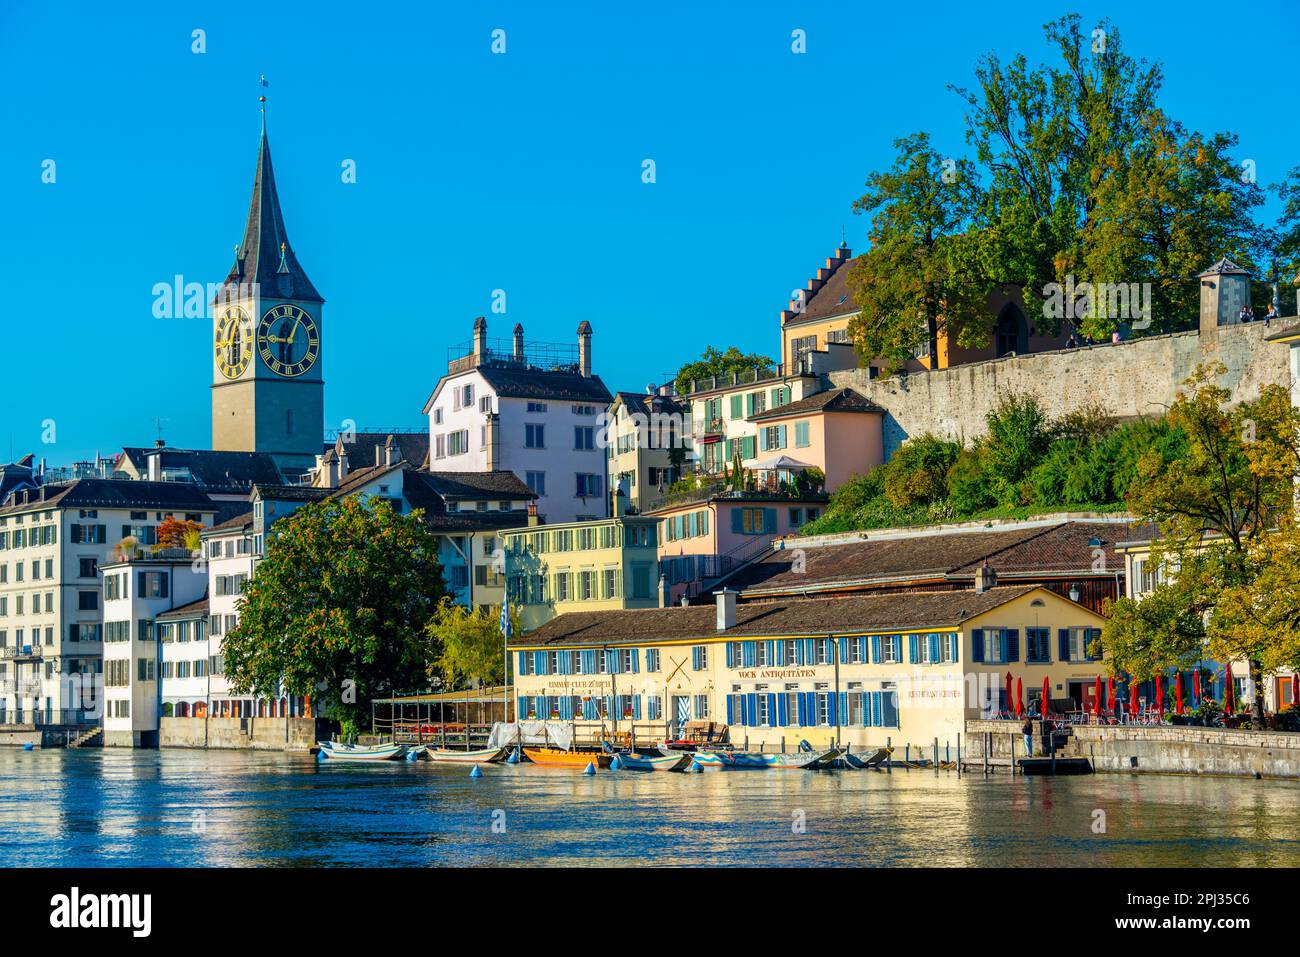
left=1128, top=680, right=1139, bottom=718
left=1223, top=663, right=1235, bottom=716
left=1174, top=672, right=1184, bottom=715
left=1042, top=676, right=1051, bottom=718
left=1005, top=671, right=1014, bottom=715
left=1292, top=673, right=1299, bottom=710
left=1155, top=674, right=1164, bottom=716
left=1194, top=668, right=1202, bottom=706
left=1107, top=676, right=1116, bottom=714
left=1015, top=677, right=1024, bottom=718
left=1092, top=675, right=1102, bottom=719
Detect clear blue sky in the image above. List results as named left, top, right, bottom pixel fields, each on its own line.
left=1, top=0, right=1294, bottom=466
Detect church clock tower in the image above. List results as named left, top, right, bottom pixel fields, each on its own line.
left=212, top=118, right=324, bottom=476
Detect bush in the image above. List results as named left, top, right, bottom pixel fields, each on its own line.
left=882, top=434, right=960, bottom=508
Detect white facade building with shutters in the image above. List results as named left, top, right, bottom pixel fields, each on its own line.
left=423, top=318, right=613, bottom=525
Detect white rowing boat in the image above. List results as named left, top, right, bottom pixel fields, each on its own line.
left=425, top=746, right=506, bottom=764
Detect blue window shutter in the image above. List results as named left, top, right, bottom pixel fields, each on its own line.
left=742, top=641, right=756, bottom=667
left=838, top=637, right=848, bottom=663
left=777, top=694, right=789, bottom=726
left=731, top=509, right=743, bottom=534
left=766, top=694, right=777, bottom=726
left=726, top=695, right=735, bottom=725
left=803, top=638, right=815, bottom=663
left=631, top=650, right=640, bottom=674
left=633, top=695, right=642, bottom=720
left=1059, top=629, right=1070, bottom=662
left=883, top=691, right=898, bottom=728
left=971, top=629, right=984, bottom=663
left=804, top=692, right=817, bottom=724
left=1005, top=630, right=1019, bottom=662
left=775, top=640, right=787, bottom=665
left=826, top=693, right=837, bottom=726
left=518, top=696, right=528, bottom=717
left=874, top=692, right=885, bottom=727
left=928, top=633, right=940, bottom=664
left=871, top=635, right=882, bottom=663
left=908, top=634, right=919, bottom=664
left=794, top=693, right=805, bottom=726
left=746, top=693, right=758, bottom=725
left=837, top=692, right=848, bottom=723
left=517, top=652, right=526, bottom=673
left=725, top=643, right=735, bottom=668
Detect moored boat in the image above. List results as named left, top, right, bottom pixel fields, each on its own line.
left=766, top=747, right=844, bottom=770
left=839, top=747, right=891, bottom=769
left=615, top=751, right=693, bottom=772
left=317, top=741, right=407, bottom=762
left=425, top=746, right=506, bottom=764
left=523, top=747, right=613, bottom=768
left=694, top=750, right=771, bottom=770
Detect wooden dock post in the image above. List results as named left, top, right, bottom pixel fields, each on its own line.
left=956, top=734, right=961, bottom=776
left=932, top=737, right=938, bottom=770
left=983, top=732, right=989, bottom=774
left=886, top=736, right=892, bottom=772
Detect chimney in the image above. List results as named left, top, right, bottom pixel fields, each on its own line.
left=974, top=563, right=997, bottom=594
left=382, top=434, right=398, bottom=467
left=146, top=451, right=161, bottom=482
left=715, top=588, right=737, bottom=631
left=658, top=574, right=669, bottom=608
left=576, top=321, right=592, bottom=377
left=472, top=316, right=488, bottom=362
left=513, top=323, right=525, bottom=361
left=485, top=413, right=499, bottom=470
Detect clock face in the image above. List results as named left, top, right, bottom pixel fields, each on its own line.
left=214, top=306, right=253, bottom=379
left=257, top=304, right=319, bottom=377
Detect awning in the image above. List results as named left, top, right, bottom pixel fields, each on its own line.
left=751, top=455, right=814, bottom=471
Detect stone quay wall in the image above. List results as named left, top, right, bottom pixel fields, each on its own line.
left=831, top=322, right=1290, bottom=457
left=965, top=718, right=1300, bottom=779
left=160, top=716, right=318, bottom=751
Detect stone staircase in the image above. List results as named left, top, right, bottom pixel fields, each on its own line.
left=67, top=726, right=103, bottom=749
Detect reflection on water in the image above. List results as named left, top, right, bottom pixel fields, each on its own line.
left=0, top=748, right=1297, bottom=867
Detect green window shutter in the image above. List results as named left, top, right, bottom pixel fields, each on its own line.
left=730, top=395, right=743, bottom=419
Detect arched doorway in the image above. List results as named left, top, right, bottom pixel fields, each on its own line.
left=994, top=303, right=1028, bottom=357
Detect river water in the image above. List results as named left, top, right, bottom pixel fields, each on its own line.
left=1, top=748, right=1297, bottom=867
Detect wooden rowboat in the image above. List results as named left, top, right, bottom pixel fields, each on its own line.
left=523, top=747, right=612, bottom=768
left=615, top=751, right=693, bottom=772
left=425, top=746, right=506, bottom=764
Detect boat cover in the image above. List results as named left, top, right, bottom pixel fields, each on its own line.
left=487, top=721, right=574, bottom=752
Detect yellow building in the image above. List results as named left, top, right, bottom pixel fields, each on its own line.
left=502, top=515, right=662, bottom=631
left=510, top=583, right=1108, bottom=750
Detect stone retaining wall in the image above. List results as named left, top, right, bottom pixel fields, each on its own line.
left=831, top=323, right=1290, bottom=457
left=965, top=719, right=1300, bottom=779
left=160, top=716, right=318, bottom=751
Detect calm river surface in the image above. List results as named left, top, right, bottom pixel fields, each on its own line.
left=1, top=748, right=1298, bottom=867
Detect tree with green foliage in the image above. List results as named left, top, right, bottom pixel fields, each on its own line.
left=847, top=14, right=1269, bottom=359
left=426, top=600, right=519, bottom=689
left=674, top=346, right=773, bottom=396
left=845, top=133, right=987, bottom=371
left=1103, top=364, right=1300, bottom=724
left=222, top=496, right=446, bottom=733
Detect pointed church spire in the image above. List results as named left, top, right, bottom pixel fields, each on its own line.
left=219, top=119, right=323, bottom=303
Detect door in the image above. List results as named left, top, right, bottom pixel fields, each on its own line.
left=672, top=696, right=691, bottom=738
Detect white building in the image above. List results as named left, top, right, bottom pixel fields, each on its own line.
left=423, top=318, right=613, bottom=524
left=0, top=479, right=217, bottom=731
left=100, top=550, right=208, bottom=747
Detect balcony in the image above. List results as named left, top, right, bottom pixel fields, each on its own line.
left=0, top=645, right=42, bottom=661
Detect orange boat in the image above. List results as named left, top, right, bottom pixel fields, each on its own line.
left=523, top=748, right=612, bottom=768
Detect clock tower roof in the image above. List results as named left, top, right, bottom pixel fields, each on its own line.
left=219, top=128, right=323, bottom=303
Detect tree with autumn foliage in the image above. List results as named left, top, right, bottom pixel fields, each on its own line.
left=1102, top=363, right=1300, bottom=724
left=425, top=599, right=520, bottom=689
left=154, top=516, right=204, bottom=552
left=221, top=496, right=446, bottom=732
